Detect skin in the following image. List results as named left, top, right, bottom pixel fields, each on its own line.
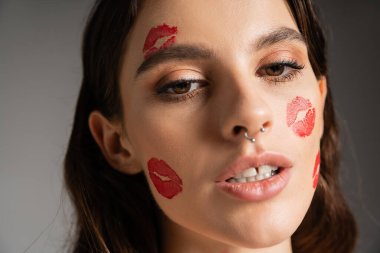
left=89, top=0, right=327, bottom=252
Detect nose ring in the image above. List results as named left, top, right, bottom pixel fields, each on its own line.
left=244, top=131, right=256, bottom=143
left=244, top=126, right=265, bottom=143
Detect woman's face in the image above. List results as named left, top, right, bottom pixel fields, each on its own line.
left=119, top=0, right=326, bottom=251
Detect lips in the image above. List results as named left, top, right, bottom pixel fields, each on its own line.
left=147, top=158, right=183, bottom=199
left=143, top=23, right=178, bottom=59
left=215, top=152, right=293, bottom=182
left=287, top=96, right=316, bottom=137
left=215, top=152, right=293, bottom=202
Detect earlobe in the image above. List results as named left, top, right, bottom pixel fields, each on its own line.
left=88, top=111, right=142, bottom=174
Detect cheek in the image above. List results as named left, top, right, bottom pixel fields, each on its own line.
left=142, top=23, right=178, bottom=59
left=147, top=158, right=183, bottom=199
left=286, top=96, right=316, bottom=137
left=312, top=151, right=320, bottom=189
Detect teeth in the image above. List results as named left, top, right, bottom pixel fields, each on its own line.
left=242, top=167, right=257, bottom=178
left=229, top=178, right=238, bottom=183
left=247, top=176, right=256, bottom=182
left=263, top=172, right=271, bottom=179
left=236, top=177, right=247, bottom=183
left=227, top=165, right=279, bottom=183
left=255, top=174, right=264, bottom=181
left=258, top=165, right=277, bottom=175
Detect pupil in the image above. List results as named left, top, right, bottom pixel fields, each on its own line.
left=267, top=65, right=284, bottom=76
left=173, top=82, right=191, bottom=94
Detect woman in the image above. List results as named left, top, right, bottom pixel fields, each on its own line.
left=64, top=0, right=357, bottom=252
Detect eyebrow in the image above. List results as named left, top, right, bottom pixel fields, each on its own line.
left=255, top=27, right=306, bottom=51
left=136, top=45, right=213, bottom=77
left=135, top=27, right=305, bottom=78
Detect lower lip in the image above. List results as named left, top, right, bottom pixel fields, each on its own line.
left=215, top=168, right=291, bottom=202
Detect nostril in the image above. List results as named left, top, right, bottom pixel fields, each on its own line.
left=233, top=126, right=245, bottom=135
left=262, top=122, right=271, bottom=131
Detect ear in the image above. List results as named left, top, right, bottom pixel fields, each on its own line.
left=88, top=111, right=142, bottom=174
left=318, top=76, right=328, bottom=103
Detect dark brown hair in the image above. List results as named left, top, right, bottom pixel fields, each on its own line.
left=64, top=0, right=357, bottom=252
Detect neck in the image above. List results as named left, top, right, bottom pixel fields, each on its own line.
left=160, top=214, right=293, bottom=253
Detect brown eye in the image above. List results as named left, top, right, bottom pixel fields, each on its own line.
left=172, top=81, right=191, bottom=94
left=265, top=64, right=285, bottom=76
left=162, top=80, right=206, bottom=95
left=256, top=60, right=304, bottom=83
left=156, top=79, right=208, bottom=100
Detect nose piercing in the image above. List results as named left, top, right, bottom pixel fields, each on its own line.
left=244, top=126, right=265, bottom=143
left=244, top=131, right=256, bottom=143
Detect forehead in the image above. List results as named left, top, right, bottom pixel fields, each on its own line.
left=137, top=0, right=296, bottom=42
left=122, top=0, right=299, bottom=78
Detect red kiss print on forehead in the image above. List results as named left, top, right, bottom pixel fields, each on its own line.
left=143, top=23, right=178, bottom=59
left=287, top=96, right=316, bottom=137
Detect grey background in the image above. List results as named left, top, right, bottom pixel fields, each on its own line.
left=0, top=1, right=379, bottom=252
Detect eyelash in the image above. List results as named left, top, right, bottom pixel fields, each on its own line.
left=256, top=59, right=304, bottom=83
left=155, top=79, right=208, bottom=103
left=155, top=60, right=304, bottom=103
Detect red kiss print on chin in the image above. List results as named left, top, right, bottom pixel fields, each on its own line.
left=287, top=96, right=316, bottom=137
left=147, top=158, right=183, bottom=199
left=312, top=151, right=320, bottom=189
left=143, top=23, right=178, bottom=59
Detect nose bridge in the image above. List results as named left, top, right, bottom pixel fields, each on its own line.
left=216, top=69, right=273, bottom=142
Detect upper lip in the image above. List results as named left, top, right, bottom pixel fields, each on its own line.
left=215, top=152, right=293, bottom=182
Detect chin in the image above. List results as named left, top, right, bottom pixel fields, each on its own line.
left=210, top=216, right=299, bottom=250
left=223, top=229, right=291, bottom=249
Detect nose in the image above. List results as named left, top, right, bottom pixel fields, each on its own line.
left=217, top=77, right=273, bottom=144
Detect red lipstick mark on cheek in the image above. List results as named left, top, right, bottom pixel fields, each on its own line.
left=312, top=151, right=320, bottom=189
left=143, top=23, right=178, bottom=59
left=287, top=96, right=316, bottom=137
left=147, top=158, right=183, bottom=199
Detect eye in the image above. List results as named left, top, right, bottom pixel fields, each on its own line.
left=155, top=79, right=208, bottom=102
left=265, top=64, right=286, bottom=76
left=167, top=80, right=197, bottom=94
left=256, top=60, right=304, bottom=83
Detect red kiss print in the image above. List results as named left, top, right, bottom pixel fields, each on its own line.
left=147, top=158, right=183, bottom=199
left=312, top=151, right=320, bottom=189
left=143, top=23, right=178, bottom=59
left=287, top=96, right=316, bottom=137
